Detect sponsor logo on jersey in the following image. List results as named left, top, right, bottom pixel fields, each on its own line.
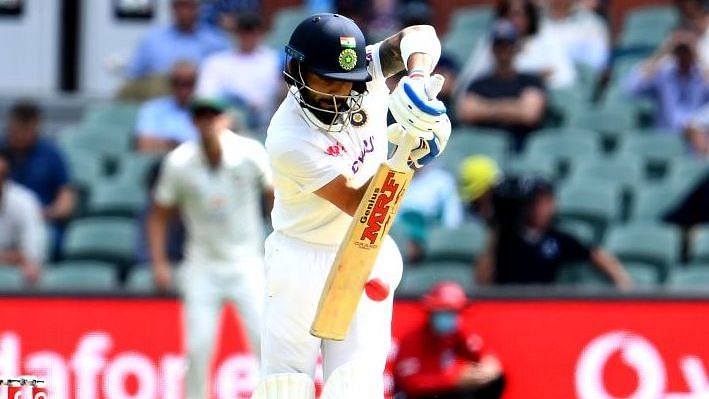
left=359, top=171, right=399, bottom=244
left=351, top=136, right=375, bottom=173
left=325, top=142, right=346, bottom=157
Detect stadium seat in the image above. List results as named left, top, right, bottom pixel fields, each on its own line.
left=565, top=106, right=637, bottom=140
left=569, top=157, right=643, bottom=220
left=398, top=261, right=473, bottom=296
left=622, top=5, right=678, bottom=31
left=630, top=183, right=682, bottom=222
left=504, top=154, right=556, bottom=180
left=556, top=220, right=595, bottom=246
left=557, top=181, right=620, bottom=241
left=265, top=7, right=310, bottom=49
left=620, top=6, right=678, bottom=48
left=0, top=265, right=24, bottom=289
left=558, top=261, right=658, bottom=287
left=443, top=30, right=486, bottom=66
left=604, top=223, right=680, bottom=282
left=438, top=129, right=510, bottom=174
left=447, top=5, right=493, bottom=33
left=668, top=268, right=709, bottom=289
left=57, top=125, right=132, bottom=158
left=39, top=261, right=118, bottom=291
left=619, top=26, right=670, bottom=48
left=524, top=133, right=600, bottom=176
left=666, top=158, right=709, bottom=192
left=87, top=180, right=147, bottom=217
left=425, top=222, right=486, bottom=263
left=125, top=266, right=155, bottom=292
left=62, top=147, right=105, bottom=188
left=689, top=226, right=709, bottom=264
left=113, top=153, right=160, bottom=185
left=63, top=217, right=137, bottom=267
left=82, top=102, right=140, bottom=128
left=533, top=127, right=599, bottom=139
left=570, top=157, right=642, bottom=191
left=617, top=134, right=686, bottom=173
left=556, top=262, right=611, bottom=287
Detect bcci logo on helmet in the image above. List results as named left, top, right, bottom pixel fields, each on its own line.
left=338, top=49, right=357, bottom=71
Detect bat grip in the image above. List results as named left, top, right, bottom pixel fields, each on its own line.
left=388, top=128, right=419, bottom=172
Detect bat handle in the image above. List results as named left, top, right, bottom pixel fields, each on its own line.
left=388, top=127, right=419, bottom=172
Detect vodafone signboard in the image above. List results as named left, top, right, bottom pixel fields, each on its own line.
left=1, top=297, right=709, bottom=398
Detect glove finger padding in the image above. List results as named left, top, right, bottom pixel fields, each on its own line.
left=389, top=76, right=447, bottom=141
left=426, top=73, right=445, bottom=99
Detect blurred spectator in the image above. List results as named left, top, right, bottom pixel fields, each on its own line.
left=476, top=176, right=631, bottom=287
left=664, top=170, right=709, bottom=228
left=676, top=0, right=709, bottom=69
left=126, top=0, right=230, bottom=80
left=458, top=0, right=576, bottom=90
left=540, top=0, right=610, bottom=71
left=685, top=102, right=709, bottom=156
left=458, top=156, right=502, bottom=222
left=135, top=159, right=184, bottom=265
left=0, top=150, right=45, bottom=285
left=2, top=101, right=75, bottom=259
left=398, top=164, right=464, bottom=263
left=200, top=0, right=261, bottom=31
left=197, top=12, right=281, bottom=130
left=623, top=28, right=709, bottom=136
left=456, top=21, right=547, bottom=151
left=435, top=55, right=460, bottom=126
left=135, top=61, right=199, bottom=153
left=394, top=282, right=505, bottom=399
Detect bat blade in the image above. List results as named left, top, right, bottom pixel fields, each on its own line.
left=310, top=162, right=413, bottom=340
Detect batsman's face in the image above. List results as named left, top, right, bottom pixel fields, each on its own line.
left=304, top=70, right=353, bottom=111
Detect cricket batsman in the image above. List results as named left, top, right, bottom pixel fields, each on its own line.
left=148, top=98, right=274, bottom=399
left=254, top=13, right=451, bottom=398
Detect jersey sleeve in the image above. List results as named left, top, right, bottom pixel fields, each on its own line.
left=154, top=154, right=181, bottom=207
left=269, top=136, right=342, bottom=194
left=366, top=43, right=386, bottom=83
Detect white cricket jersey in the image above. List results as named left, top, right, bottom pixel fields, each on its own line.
left=266, top=42, right=391, bottom=245
left=155, top=130, right=273, bottom=266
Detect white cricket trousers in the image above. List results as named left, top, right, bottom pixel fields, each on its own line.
left=177, top=260, right=265, bottom=399
left=261, top=231, right=403, bottom=394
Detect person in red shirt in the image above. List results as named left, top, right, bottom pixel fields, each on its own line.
left=394, top=282, right=505, bottom=399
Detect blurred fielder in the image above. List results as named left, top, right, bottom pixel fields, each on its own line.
left=148, top=98, right=273, bottom=399
left=253, top=13, right=451, bottom=398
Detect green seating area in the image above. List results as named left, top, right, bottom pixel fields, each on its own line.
left=2, top=3, right=707, bottom=298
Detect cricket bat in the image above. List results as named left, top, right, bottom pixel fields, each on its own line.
left=311, top=131, right=419, bottom=340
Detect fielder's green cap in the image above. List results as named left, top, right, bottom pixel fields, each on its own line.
left=189, top=97, right=230, bottom=114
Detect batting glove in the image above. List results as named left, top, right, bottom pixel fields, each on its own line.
left=388, top=113, right=451, bottom=169
left=389, top=73, right=447, bottom=141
